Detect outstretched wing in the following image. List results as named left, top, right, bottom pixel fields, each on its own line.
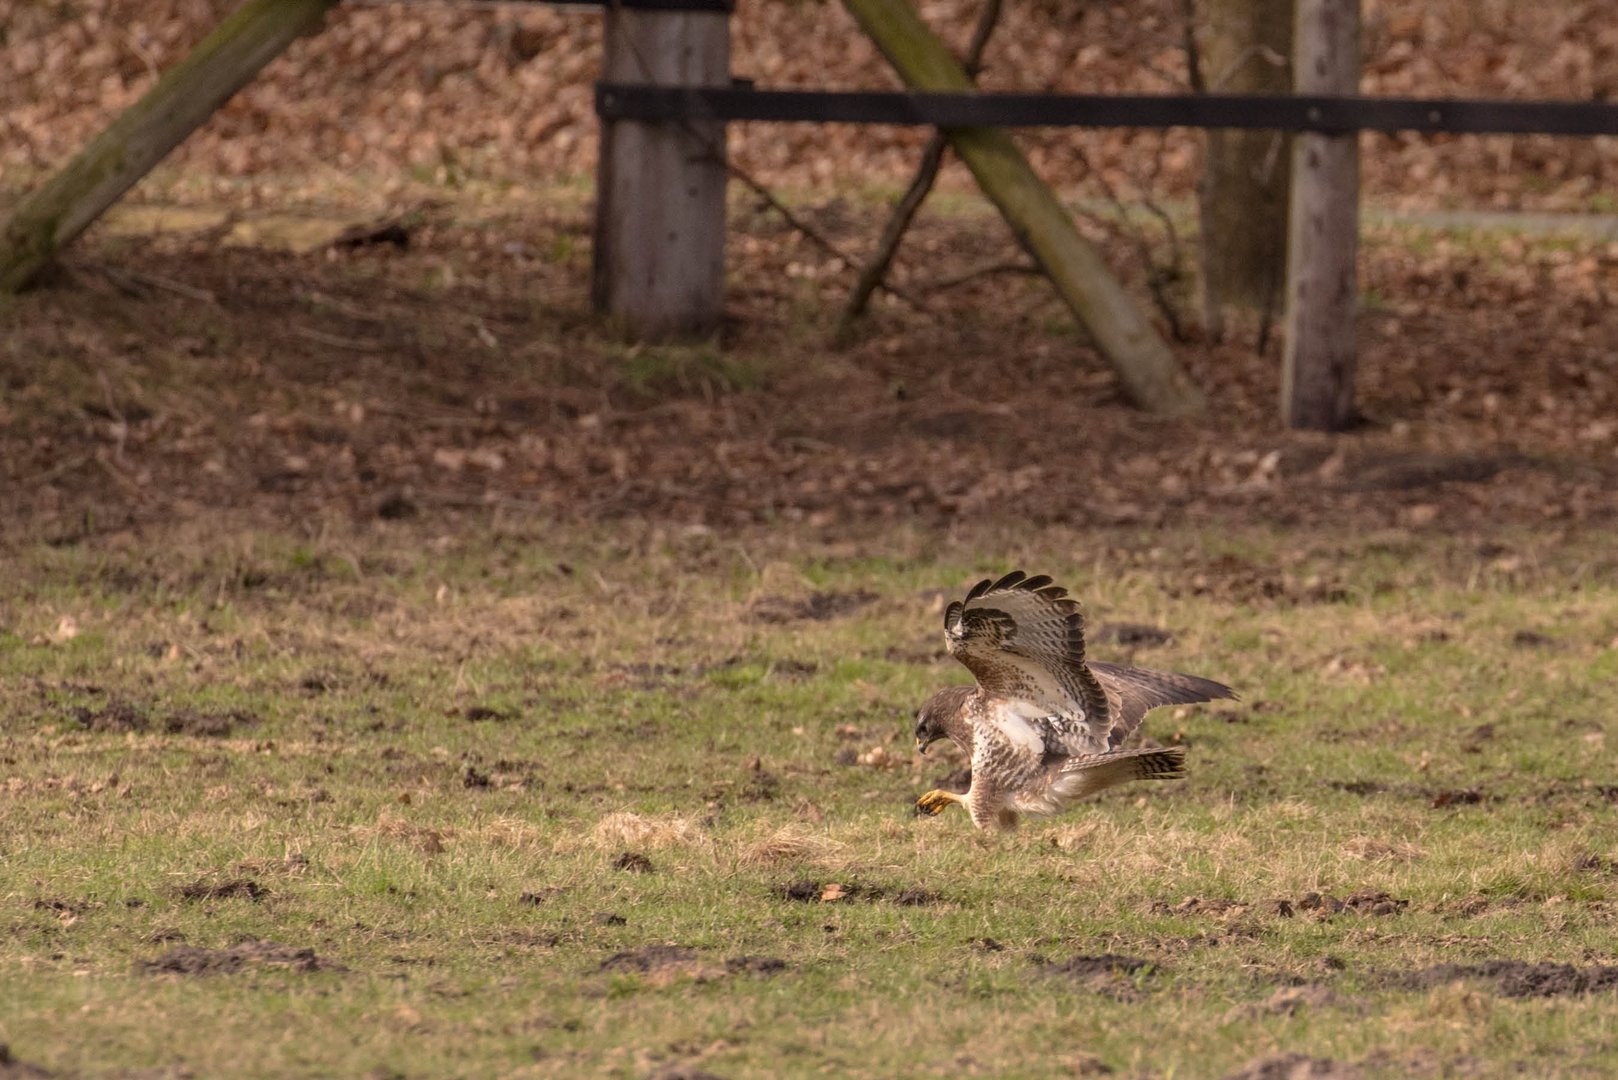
left=943, top=570, right=1112, bottom=752
left=1090, top=662, right=1237, bottom=748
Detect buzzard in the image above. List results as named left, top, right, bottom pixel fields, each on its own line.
left=913, top=570, right=1234, bottom=831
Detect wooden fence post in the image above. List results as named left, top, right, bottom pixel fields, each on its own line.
left=1281, top=0, right=1361, bottom=429
left=0, top=0, right=338, bottom=294
left=591, top=5, right=731, bottom=339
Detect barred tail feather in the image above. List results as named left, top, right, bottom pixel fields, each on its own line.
left=1051, top=746, right=1187, bottom=801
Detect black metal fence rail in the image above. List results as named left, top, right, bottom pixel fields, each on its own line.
left=545, top=0, right=733, bottom=9
left=597, top=86, right=1618, bottom=137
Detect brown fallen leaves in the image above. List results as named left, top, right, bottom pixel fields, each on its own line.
left=8, top=0, right=1618, bottom=213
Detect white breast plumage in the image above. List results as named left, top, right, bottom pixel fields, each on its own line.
left=986, top=700, right=1047, bottom=758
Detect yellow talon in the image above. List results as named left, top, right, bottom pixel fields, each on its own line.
left=916, top=789, right=962, bottom=816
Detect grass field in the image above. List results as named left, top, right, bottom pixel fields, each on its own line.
left=4, top=520, right=1618, bottom=1078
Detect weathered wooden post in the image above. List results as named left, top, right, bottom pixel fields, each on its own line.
left=1197, top=0, right=1295, bottom=335
left=1281, top=0, right=1361, bottom=429
left=0, top=0, right=338, bottom=293
left=591, top=1, right=731, bottom=339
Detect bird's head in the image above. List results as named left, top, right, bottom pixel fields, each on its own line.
left=913, top=685, right=973, bottom=756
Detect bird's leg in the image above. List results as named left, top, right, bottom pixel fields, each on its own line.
left=915, top=789, right=966, bottom=816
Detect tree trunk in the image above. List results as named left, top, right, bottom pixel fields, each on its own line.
left=1196, top=0, right=1295, bottom=334
left=841, top=0, right=1205, bottom=416
left=1281, top=0, right=1360, bottom=430
left=0, top=0, right=338, bottom=294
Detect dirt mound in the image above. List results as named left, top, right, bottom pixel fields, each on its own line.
left=175, top=878, right=266, bottom=902
left=598, top=946, right=786, bottom=982
left=69, top=700, right=256, bottom=737
left=1165, top=891, right=1408, bottom=919
left=778, top=880, right=940, bottom=905
left=1302, top=891, right=1409, bottom=917
left=611, top=852, right=654, bottom=874
left=138, top=939, right=331, bottom=976
left=746, top=590, right=878, bottom=624
left=647, top=1065, right=728, bottom=1080
left=1222, top=1054, right=1362, bottom=1080
left=1225, top=985, right=1340, bottom=1022
left=0, top=1044, right=54, bottom=1079
left=1041, top=954, right=1153, bottom=979
left=599, top=945, right=700, bottom=975
left=1402, top=960, right=1618, bottom=998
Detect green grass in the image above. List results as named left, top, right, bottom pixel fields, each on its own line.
left=3, top=522, right=1618, bottom=1078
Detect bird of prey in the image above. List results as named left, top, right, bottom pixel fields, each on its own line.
left=913, top=570, right=1234, bottom=832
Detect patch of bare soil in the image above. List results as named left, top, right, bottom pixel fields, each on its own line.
left=780, top=880, right=822, bottom=902
left=1328, top=780, right=1495, bottom=809
left=599, top=945, right=703, bottom=974
left=597, top=946, right=786, bottom=982
left=0, top=1045, right=54, bottom=1079
left=4, top=192, right=1618, bottom=547
left=167, top=707, right=257, bottom=737
left=518, top=886, right=564, bottom=906
left=1221, top=1054, right=1363, bottom=1080
left=611, top=852, right=654, bottom=874
left=1161, top=891, right=1408, bottom=919
left=745, top=590, right=879, bottom=624
left=175, top=878, right=266, bottom=902
left=1301, top=891, right=1409, bottom=917
left=1092, top=622, right=1175, bottom=647
left=723, top=955, right=788, bottom=975
left=68, top=699, right=256, bottom=737
left=462, top=704, right=516, bottom=722
left=1224, top=984, right=1341, bottom=1022
left=69, top=699, right=148, bottom=732
left=1040, top=954, right=1156, bottom=1000
left=1041, top=954, right=1153, bottom=979
left=1401, top=960, right=1618, bottom=998
left=138, top=939, right=332, bottom=976
left=647, top=1065, right=728, bottom=1080
left=778, top=880, right=941, bottom=905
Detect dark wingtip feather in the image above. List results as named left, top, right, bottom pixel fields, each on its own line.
left=1019, top=573, right=1054, bottom=592
left=943, top=600, right=964, bottom=631
left=989, top=570, right=1027, bottom=593
left=1190, top=677, right=1239, bottom=703
left=964, top=577, right=995, bottom=602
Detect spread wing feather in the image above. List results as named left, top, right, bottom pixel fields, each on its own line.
left=1089, top=662, right=1238, bottom=749
left=943, top=570, right=1112, bottom=753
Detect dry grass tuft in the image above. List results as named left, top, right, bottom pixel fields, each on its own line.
left=740, top=825, right=850, bottom=867
left=1340, top=835, right=1428, bottom=862
left=580, top=811, right=712, bottom=853
left=475, top=815, right=548, bottom=850
left=360, top=812, right=453, bottom=854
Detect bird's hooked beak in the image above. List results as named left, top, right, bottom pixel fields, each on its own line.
left=916, top=732, right=940, bottom=756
